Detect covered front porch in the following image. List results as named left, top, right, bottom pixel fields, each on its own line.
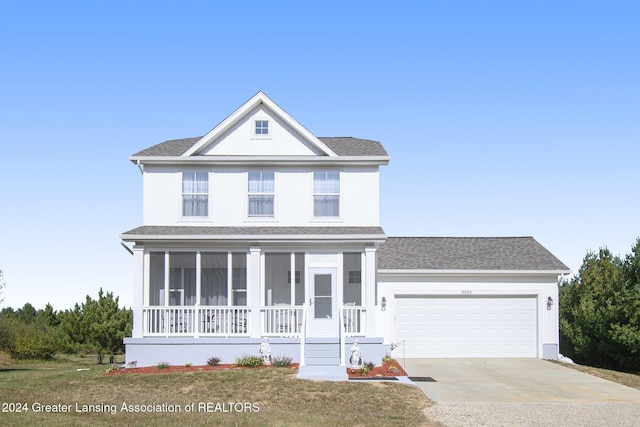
left=123, top=238, right=384, bottom=369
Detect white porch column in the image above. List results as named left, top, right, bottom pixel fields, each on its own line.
left=194, top=252, right=201, bottom=338
left=131, top=246, right=144, bottom=338
left=249, top=247, right=262, bottom=337
left=364, top=247, right=377, bottom=336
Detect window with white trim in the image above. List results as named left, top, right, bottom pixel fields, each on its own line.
left=313, top=171, right=340, bottom=217
left=255, top=120, right=269, bottom=135
left=248, top=171, right=274, bottom=217
left=182, top=171, right=208, bottom=217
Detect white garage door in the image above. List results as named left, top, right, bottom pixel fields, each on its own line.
left=393, top=295, right=537, bottom=358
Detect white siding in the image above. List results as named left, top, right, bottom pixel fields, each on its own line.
left=202, top=105, right=325, bottom=156
left=142, top=165, right=380, bottom=227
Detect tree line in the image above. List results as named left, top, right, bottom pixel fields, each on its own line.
left=560, top=237, right=640, bottom=373
left=0, top=288, right=131, bottom=363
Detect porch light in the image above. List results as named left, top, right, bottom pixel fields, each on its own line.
left=546, top=296, right=553, bottom=310
left=381, top=297, right=387, bottom=311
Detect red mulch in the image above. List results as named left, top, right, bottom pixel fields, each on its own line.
left=347, top=359, right=408, bottom=378
left=105, top=359, right=408, bottom=378
left=105, top=363, right=299, bottom=376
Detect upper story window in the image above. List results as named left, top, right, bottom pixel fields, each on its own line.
left=248, top=171, right=274, bottom=217
left=255, top=120, right=269, bottom=135
left=182, top=171, right=208, bottom=217
left=313, top=171, right=340, bottom=217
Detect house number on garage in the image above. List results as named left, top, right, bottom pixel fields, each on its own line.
left=461, top=290, right=472, bottom=295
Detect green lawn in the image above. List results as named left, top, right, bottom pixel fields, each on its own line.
left=0, top=355, right=433, bottom=426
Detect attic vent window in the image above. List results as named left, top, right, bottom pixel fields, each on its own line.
left=255, top=120, right=269, bottom=135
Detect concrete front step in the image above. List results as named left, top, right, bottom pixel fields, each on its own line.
left=305, top=356, right=341, bottom=365
left=297, top=364, right=348, bottom=381
left=304, top=339, right=341, bottom=366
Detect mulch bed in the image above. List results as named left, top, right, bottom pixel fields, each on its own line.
left=105, top=363, right=299, bottom=376
left=347, top=359, right=408, bottom=379
left=105, top=359, right=408, bottom=378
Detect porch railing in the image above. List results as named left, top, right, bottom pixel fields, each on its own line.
left=342, top=305, right=365, bottom=336
left=261, top=306, right=304, bottom=337
left=142, top=304, right=364, bottom=337
left=143, top=306, right=249, bottom=336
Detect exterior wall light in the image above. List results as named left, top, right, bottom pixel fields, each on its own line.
left=546, top=296, right=553, bottom=310
left=381, top=297, right=387, bottom=311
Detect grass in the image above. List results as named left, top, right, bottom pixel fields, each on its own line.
left=551, top=361, right=640, bottom=390
left=0, top=354, right=433, bottom=426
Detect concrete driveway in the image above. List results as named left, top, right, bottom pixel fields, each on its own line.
left=400, top=358, right=640, bottom=403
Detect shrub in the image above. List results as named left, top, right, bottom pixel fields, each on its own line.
left=357, top=361, right=375, bottom=376
left=271, top=356, right=292, bottom=367
left=105, top=365, right=123, bottom=374
left=185, top=362, right=193, bottom=367
left=207, top=356, right=221, bottom=366
left=0, top=318, right=16, bottom=352
left=235, top=354, right=263, bottom=367
left=4, top=320, right=57, bottom=360
left=156, top=362, right=170, bottom=369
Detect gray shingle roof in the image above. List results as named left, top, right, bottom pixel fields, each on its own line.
left=319, top=137, right=388, bottom=156
left=131, top=137, right=199, bottom=157
left=378, top=237, right=569, bottom=271
left=122, top=225, right=386, bottom=238
left=131, top=136, right=387, bottom=158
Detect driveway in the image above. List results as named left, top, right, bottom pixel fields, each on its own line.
left=401, top=358, right=640, bottom=402
left=401, top=359, right=640, bottom=427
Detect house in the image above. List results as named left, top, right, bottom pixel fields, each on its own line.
left=121, top=92, right=570, bottom=380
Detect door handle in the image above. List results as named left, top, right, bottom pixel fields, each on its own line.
left=309, top=298, right=313, bottom=306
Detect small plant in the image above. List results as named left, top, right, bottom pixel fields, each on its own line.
left=126, top=360, right=138, bottom=368
left=359, top=361, right=375, bottom=376
left=234, top=354, right=263, bottom=368
left=207, top=356, right=222, bottom=366
left=383, top=354, right=393, bottom=364
left=156, top=361, right=170, bottom=369
left=185, top=362, right=193, bottom=367
left=105, top=365, right=123, bottom=374
left=271, top=355, right=292, bottom=367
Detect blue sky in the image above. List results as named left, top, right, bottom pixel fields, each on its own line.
left=1, top=1, right=638, bottom=310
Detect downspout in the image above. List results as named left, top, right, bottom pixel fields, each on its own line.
left=136, top=159, right=144, bottom=174
left=120, top=240, right=134, bottom=256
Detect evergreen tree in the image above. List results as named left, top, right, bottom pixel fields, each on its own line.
left=560, top=238, right=640, bottom=372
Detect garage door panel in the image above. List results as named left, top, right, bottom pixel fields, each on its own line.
left=393, top=296, right=537, bottom=358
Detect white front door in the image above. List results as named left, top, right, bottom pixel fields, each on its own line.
left=308, top=267, right=337, bottom=337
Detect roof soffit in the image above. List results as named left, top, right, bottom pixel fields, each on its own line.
left=182, top=92, right=338, bottom=158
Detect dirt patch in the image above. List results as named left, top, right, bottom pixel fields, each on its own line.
left=105, top=363, right=299, bottom=376
left=347, top=359, right=408, bottom=378
left=0, top=351, right=12, bottom=365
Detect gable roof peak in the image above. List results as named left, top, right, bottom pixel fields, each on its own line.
left=182, top=92, right=338, bottom=157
